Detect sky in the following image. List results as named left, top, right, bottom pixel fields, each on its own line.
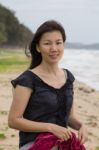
left=0, top=0, right=99, bottom=44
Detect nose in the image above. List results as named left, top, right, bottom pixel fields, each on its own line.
left=50, top=43, right=57, bottom=51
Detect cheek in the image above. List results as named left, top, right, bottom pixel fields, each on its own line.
left=39, top=45, right=49, bottom=53
left=60, top=51, right=64, bottom=58
left=60, top=47, right=64, bottom=53
left=59, top=49, right=64, bottom=58
left=40, top=50, right=49, bottom=58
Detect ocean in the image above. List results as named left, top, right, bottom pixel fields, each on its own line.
left=59, top=49, right=99, bottom=91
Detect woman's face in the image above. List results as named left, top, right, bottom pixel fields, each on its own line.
left=37, top=31, right=65, bottom=65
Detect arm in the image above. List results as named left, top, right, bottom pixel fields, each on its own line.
left=68, top=103, right=83, bottom=130
left=68, top=102, right=88, bottom=144
left=8, top=85, right=51, bottom=132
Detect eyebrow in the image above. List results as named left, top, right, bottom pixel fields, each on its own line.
left=43, top=39, right=63, bottom=42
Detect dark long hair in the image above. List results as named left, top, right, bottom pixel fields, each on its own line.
left=28, top=20, right=66, bottom=69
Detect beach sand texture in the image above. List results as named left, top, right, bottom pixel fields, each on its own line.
left=0, top=72, right=99, bottom=150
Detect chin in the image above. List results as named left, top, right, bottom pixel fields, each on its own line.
left=48, top=59, right=60, bottom=64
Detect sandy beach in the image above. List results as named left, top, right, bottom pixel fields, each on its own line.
left=0, top=72, right=99, bottom=150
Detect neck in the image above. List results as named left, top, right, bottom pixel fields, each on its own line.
left=39, top=61, right=60, bottom=75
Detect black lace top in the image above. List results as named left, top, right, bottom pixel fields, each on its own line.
left=11, top=69, right=75, bottom=147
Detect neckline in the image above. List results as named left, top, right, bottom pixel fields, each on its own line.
left=27, top=69, right=69, bottom=90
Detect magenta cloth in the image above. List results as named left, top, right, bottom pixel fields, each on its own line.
left=28, top=132, right=86, bottom=150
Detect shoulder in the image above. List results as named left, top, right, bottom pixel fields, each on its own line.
left=64, top=68, right=75, bottom=83
left=11, top=70, right=35, bottom=89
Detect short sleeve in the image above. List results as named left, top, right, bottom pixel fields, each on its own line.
left=66, top=69, right=75, bottom=83
left=11, top=71, right=34, bottom=89
left=64, top=69, right=75, bottom=84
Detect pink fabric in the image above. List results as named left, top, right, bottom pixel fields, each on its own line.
left=28, top=132, right=86, bottom=150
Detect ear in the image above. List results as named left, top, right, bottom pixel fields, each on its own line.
left=36, top=45, right=41, bottom=53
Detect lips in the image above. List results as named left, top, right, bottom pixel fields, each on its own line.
left=49, top=54, right=59, bottom=57
left=49, top=54, right=59, bottom=58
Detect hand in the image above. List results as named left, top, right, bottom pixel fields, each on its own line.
left=78, top=124, right=88, bottom=144
left=49, top=123, right=72, bottom=141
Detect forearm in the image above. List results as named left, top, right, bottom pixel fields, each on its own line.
left=68, top=115, right=83, bottom=130
left=8, top=117, right=52, bottom=133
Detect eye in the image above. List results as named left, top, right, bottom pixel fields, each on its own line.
left=56, top=42, right=62, bottom=45
left=44, top=43, right=50, bottom=45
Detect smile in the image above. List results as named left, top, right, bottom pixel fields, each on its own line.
left=49, top=54, right=59, bottom=57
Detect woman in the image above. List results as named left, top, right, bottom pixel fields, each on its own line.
left=8, top=20, right=87, bottom=150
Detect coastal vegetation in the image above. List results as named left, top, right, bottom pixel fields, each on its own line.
left=0, top=48, right=29, bottom=72
left=0, top=4, right=33, bottom=47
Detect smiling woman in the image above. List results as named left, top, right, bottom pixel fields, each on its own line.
left=36, top=31, right=64, bottom=64
left=8, top=20, right=87, bottom=150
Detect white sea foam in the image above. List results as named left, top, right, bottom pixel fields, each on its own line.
left=59, top=49, right=99, bottom=90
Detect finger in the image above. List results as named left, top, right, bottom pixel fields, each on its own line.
left=65, top=130, right=72, bottom=139
left=60, top=136, right=67, bottom=141
left=64, top=131, right=71, bottom=141
left=80, top=136, right=88, bottom=144
left=67, top=130, right=72, bottom=138
left=61, top=132, right=69, bottom=141
left=65, top=133, right=70, bottom=140
left=80, top=136, right=85, bottom=144
left=59, top=139, right=64, bottom=143
left=78, top=132, right=82, bottom=142
left=78, top=133, right=86, bottom=144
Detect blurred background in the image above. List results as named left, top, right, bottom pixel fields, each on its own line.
left=0, top=0, right=99, bottom=150
left=0, top=0, right=99, bottom=89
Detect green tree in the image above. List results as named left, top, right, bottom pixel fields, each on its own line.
left=0, top=4, right=33, bottom=47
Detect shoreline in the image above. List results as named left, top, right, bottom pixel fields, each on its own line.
left=0, top=72, right=99, bottom=150
left=75, top=77, right=99, bottom=91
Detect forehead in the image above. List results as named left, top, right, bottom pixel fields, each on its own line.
left=40, top=31, right=63, bottom=41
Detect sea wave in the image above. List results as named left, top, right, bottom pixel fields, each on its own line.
left=59, top=49, right=99, bottom=90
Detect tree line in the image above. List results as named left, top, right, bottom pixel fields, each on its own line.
left=0, top=4, right=33, bottom=47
